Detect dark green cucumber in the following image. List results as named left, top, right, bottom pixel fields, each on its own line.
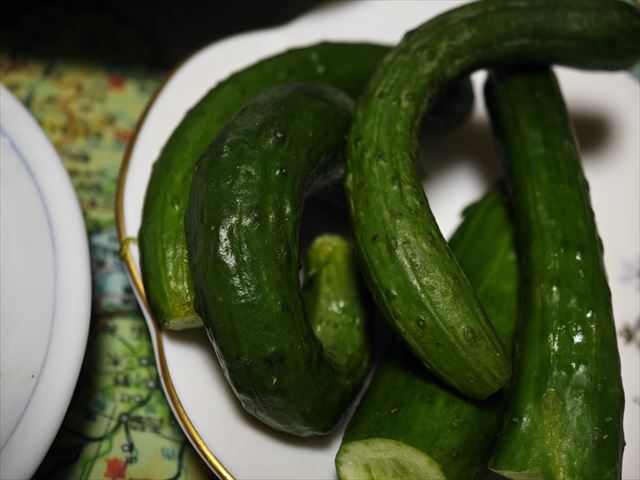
left=139, top=42, right=387, bottom=329
left=336, top=185, right=519, bottom=480
left=486, top=68, right=624, bottom=479
left=185, top=83, right=369, bottom=436
left=345, top=0, right=640, bottom=399
left=303, top=234, right=370, bottom=383
left=138, top=41, right=478, bottom=330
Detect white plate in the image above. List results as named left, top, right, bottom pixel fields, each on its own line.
left=0, top=84, right=92, bottom=478
left=116, top=1, right=640, bottom=479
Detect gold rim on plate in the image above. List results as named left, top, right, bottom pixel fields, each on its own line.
left=115, top=56, right=235, bottom=480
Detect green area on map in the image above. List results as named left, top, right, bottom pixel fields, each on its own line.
left=1, top=57, right=210, bottom=479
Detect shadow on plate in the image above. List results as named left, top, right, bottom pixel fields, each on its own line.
left=419, top=108, right=612, bottom=187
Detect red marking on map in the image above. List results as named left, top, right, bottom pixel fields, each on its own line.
left=108, top=75, right=125, bottom=90
left=104, top=457, right=127, bottom=479
left=114, top=129, right=132, bottom=144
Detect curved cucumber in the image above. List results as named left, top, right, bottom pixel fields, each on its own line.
left=139, top=42, right=475, bottom=330
left=336, top=185, right=519, bottom=480
left=346, top=0, right=640, bottom=399
left=185, top=83, right=369, bottom=436
left=486, top=68, right=624, bottom=479
left=139, top=42, right=388, bottom=329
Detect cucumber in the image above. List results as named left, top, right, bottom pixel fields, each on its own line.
left=303, top=234, right=370, bottom=382
left=338, top=439, right=446, bottom=480
left=485, top=68, right=624, bottom=479
left=336, top=185, right=519, bottom=480
left=184, top=83, right=370, bottom=436
left=139, top=42, right=475, bottom=330
left=139, top=42, right=388, bottom=330
left=345, top=0, right=640, bottom=399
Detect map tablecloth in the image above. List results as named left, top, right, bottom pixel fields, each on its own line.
left=0, top=57, right=211, bottom=479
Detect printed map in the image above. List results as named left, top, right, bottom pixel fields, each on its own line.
left=1, top=57, right=210, bottom=479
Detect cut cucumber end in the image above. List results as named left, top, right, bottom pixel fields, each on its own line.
left=336, top=438, right=445, bottom=480
left=161, top=315, right=203, bottom=330
left=489, top=469, right=542, bottom=480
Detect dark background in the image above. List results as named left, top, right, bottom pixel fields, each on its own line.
left=1, top=1, right=322, bottom=71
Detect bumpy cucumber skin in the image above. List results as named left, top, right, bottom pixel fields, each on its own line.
left=139, top=43, right=479, bottom=330
left=345, top=0, right=640, bottom=399
left=303, top=234, right=370, bottom=383
left=139, top=42, right=389, bottom=329
left=185, top=84, right=371, bottom=436
left=337, top=186, right=518, bottom=480
left=486, top=68, right=624, bottom=479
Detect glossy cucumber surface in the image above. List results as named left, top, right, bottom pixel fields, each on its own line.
left=336, top=185, right=519, bottom=480
left=139, top=42, right=388, bottom=329
left=303, top=234, right=370, bottom=383
left=185, top=83, right=369, bottom=436
left=486, top=68, right=624, bottom=479
left=345, top=0, right=640, bottom=399
left=139, top=42, right=477, bottom=330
